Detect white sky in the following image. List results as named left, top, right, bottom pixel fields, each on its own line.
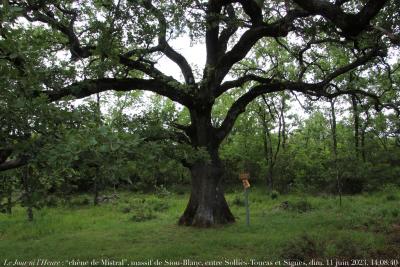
left=156, top=37, right=206, bottom=83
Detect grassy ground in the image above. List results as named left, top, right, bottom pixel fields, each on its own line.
left=0, top=186, right=399, bottom=266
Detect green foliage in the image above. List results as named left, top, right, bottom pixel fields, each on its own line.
left=121, top=196, right=170, bottom=222
left=327, top=237, right=366, bottom=259
left=288, top=199, right=313, bottom=213
left=280, top=234, right=321, bottom=261
left=270, top=190, right=279, bottom=200
left=154, top=185, right=171, bottom=198
left=232, top=194, right=245, bottom=207
left=219, top=97, right=399, bottom=195
left=0, top=172, right=16, bottom=214
left=68, top=197, right=91, bottom=208
left=130, top=208, right=156, bottom=222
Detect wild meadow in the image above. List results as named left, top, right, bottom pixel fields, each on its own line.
left=1, top=186, right=399, bottom=264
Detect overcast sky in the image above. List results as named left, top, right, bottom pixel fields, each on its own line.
left=156, top=37, right=206, bottom=83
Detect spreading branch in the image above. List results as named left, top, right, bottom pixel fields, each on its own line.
left=215, top=9, right=308, bottom=85
left=292, top=0, right=389, bottom=37
left=118, top=56, right=179, bottom=85
left=216, top=74, right=272, bottom=97
left=216, top=45, right=385, bottom=142
left=141, top=0, right=195, bottom=84
left=0, top=158, right=27, bottom=172
left=22, top=4, right=94, bottom=59
left=44, top=78, right=193, bottom=107
left=217, top=5, right=239, bottom=57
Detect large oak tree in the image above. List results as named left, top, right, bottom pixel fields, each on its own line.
left=0, top=0, right=399, bottom=226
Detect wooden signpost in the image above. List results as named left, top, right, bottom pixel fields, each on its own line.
left=239, top=172, right=250, bottom=226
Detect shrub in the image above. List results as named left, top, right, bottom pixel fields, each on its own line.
left=146, top=198, right=169, bottom=212
left=270, top=190, right=279, bottom=200
left=386, top=194, right=398, bottom=201
left=130, top=209, right=156, bottom=222
left=81, top=198, right=90, bottom=205
left=121, top=197, right=169, bottom=221
left=154, top=185, right=171, bottom=198
left=232, top=195, right=245, bottom=206
left=283, top=199, right=313, bottom=213
left=68, top=197, right=90, bottom=207
left=331, top=237, right=366, bottom=259
left=45, top=195, right=59, bottom=207
left=171, top=184, right=187, bottom=195
left=120, top=205, right=131, bottom=214
left=280, top=234, right=321, bottom=260
left=391, top=209, right=399, bottom=218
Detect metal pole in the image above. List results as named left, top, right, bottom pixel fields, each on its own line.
left=244, top=188, right=250, bottom=226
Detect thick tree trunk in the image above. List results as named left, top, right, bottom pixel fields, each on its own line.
left=178, top=159, right=235, bottom=227
left=179, top=110, right=235, bottom=227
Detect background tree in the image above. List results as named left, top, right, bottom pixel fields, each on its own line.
left=256, top=94, right=286, bottom=191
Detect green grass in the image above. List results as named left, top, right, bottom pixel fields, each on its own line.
left=0, top=188, right=399, bottom=265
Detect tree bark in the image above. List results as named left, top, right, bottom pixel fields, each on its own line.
left=281, top=95, right=287, bottom=150
left=351, top=95, right=360, bottom=158
left=360, top=109, right=370, bottom=163
left=265, top=126, right=274, bottom=190
left=361, top=126, right=367, bottom=163
left=93, top=171, right=99, bottom=206
left=259, top=103, right=274, bottom=190
left=178, top=111, right=235, bottom=227
left=27, top=203, right=33, bottom=221
left=7, top=187, right=12, bottom=215
left=258, top=96, right=283, bottom=191
left=22, top=166, right=34, bottom=221
left=178, top=157, right=235, bottom=227
left=330, top=100, right=342, bottom=206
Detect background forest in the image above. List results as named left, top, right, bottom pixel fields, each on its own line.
left=1, top=87, right=399, bottom=220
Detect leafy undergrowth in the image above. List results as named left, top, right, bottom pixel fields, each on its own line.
left=0, top=187, right=399, bottom=262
